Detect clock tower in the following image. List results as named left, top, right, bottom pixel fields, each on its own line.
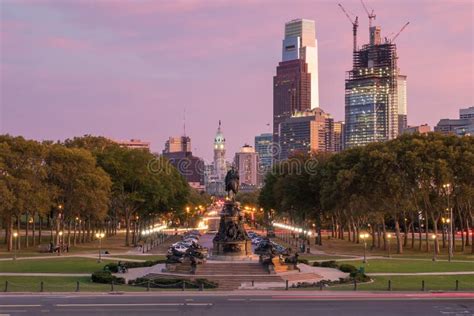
left=213, top=120, right=227, bottom=181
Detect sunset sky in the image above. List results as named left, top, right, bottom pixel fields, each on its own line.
left=1, top=0, right=473, bottom=161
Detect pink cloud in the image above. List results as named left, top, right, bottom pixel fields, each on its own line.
left=47, top=36, right=89, bottom=51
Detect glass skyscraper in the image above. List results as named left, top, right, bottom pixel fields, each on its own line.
left=344, top=26, right=407, bottom=148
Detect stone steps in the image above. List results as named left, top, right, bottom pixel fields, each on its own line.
left=144, top=262, right=284, bottom=290
left=196, top=263, right=268, bottom=275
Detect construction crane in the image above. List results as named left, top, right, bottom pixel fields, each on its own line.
left=338, top=3, right=359, bottom=52
left=360, top=0, right=376, bottom=28
left=389, top=22, right=410, bottom=43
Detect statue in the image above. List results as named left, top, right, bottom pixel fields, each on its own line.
left=225, top=166, right=239, bottom=200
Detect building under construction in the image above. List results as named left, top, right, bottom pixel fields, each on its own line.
left=341, top=2, right=408, bottom=148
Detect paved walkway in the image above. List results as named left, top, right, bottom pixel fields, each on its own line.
left=367, top=271, right=474, bottom=276
left=0, top=254, right=150, bottom=262
left=0, top=273, right=90, bottom=277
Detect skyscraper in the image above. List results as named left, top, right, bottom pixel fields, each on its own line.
left=397, top=75, right=408, bottom=135
left=333, top=121, right=345, bottom=152
left=273, top=19, right=320, bottom=148
left=344, top=24, right=407, bottom=148
left=283, top=19, right=320, bottom=108
left=254, top=133, right=273, bottom=171
left=234, top=145, right=259, bottom=190
left=279, top=108, right=335, bottom=160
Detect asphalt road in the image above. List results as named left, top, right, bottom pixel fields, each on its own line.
left=1, top=293, right=473, bottom=316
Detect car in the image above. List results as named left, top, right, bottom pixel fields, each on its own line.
left=171, top=245, right=188, bottom=253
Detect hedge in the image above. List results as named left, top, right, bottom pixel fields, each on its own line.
left=91, top=271, right=125, bottom=284
left=338, top=263, right=358, bottom=274
left=104, top=260, right=167, bottom=272
left=320, top=260, right=338, bottom=268
left=128, top=277, right=218, bottom=289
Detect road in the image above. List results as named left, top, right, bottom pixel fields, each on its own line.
left=1, top=292, right=473, bottom=316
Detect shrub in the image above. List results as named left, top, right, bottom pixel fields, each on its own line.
left=103, top=263, right=119, bottom=273
left=312, top=261, right=320, bottom=267
left=297, top=258, right=309, bottom=265
left=320, top=260, right=338, bottom=268
left=338, top=264, right=358, bottom=274
left=91, top=271, right=125, bottom=284
left=128, top=277, right=218, bottom=289
left=120, top=259, right=167, bottom=269
left=350, top=271, right=371, bottom=282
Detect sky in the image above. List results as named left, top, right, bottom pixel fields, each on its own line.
left=1, top=0, right=473, bottom=162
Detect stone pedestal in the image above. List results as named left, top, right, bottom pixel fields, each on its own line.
left=212, top=201, right=252, bottom=257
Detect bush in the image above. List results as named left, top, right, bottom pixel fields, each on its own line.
left=320, top=260, right=338, bottom=268
left=312, top=261, right=320, bottom=267
left=338, top=264, right=358, bottom=274
left=105, top=259, right=167, bottom=270
left=91, top=271, right=125, bottom=284
left=103, top=263, right=119, bottom=273
left=128, top=277, right=218, bottom=289
left=350, top=271, right=371, bottom=282
left=297, top=258, right=309, bottom=265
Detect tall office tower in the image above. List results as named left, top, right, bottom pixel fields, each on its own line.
left=234, top=145, right=259, bottom=189
left=397, top=75, right=408, bottom=135
left=283, top=19, right=320, bottom=108
left=163, top=136, right=191, bottom=154
left=273, top=19, right=319, bottom=148
left=333, top=121, right=345, bottom=152
left=213, top=120, right=226, bottom=181
left=279, top=108, right=334, bottom=160
left=273, top=60, right=311, bottom=146
left=254, top=133, right=273, bottom=171
left=460, top=106, right=474, bottom=119
left=344, top=24, right=406, bottom=148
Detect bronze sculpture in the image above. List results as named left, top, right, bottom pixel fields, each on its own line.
left=224, top=166, right=239, bottom=199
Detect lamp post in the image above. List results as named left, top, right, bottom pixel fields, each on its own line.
left=95, top=232, right=105, bottom=263
left=13, top=232, right=18, bottom=260
left=360, top=233, right=369, bottom=263
left=431, top=234, right=437, bottom=262
left=386, top=233, right=392, bottom=258
left=58, top=231, right=63, bottom=256
left=443, top=183, right=453, bottom=262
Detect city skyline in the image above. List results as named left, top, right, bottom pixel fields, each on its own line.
left=1, top=0, right=473, bottom=161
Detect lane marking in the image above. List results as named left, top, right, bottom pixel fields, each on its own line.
left=0, top=305, right=41, bottom=308
left=185, top=303, right=213, bottom=306
left=56, top=303, right=185, bottom=307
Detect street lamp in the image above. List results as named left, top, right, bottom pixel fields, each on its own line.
left=360, top=233, right=369, bottom=263
left=431, top=234, right=437, bottom=261
left=95, top=232, right=105, bottom=263
left=13, top=232, right=18, bottom=260
left=58, top=231, right=63, bottom=256
left=442, top=183, right=453, bottom=262
left=386, top=233, right=392, bottom=258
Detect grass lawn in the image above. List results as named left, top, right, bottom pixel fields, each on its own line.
left=273, top=235, right=474, bottom=261
left=300, top=254, right=354, bottom=261
left=328, top=275, right=474, bottom=291
left=0, top=257, right=118, bottom=273
left=337, top=259, right=474, bottom=273
left=112, top=255, right=166, bottom=261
